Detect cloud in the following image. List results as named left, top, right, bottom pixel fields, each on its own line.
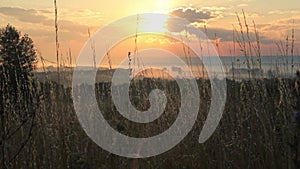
left=0, top=7, right=51, bottom=25
left=199, top=27, right=270, bottom=43
left=169, top=8, right=216, bottom=23
left=165, top=17, right=273, bottom=44
left=257, top=17, right=300, bottom=34
left=200, top=6, right=227, bottom=11
left=165, top=7, right=295, bottom=45
left=0, top=7, right=90, bottom=33
left=237, top=4, right=249, bottom=7
left=268, top=10, right=300, bottom=15
left=59, top=20, right=88, bottom=33
left=235, top=17, right=299, bottom=51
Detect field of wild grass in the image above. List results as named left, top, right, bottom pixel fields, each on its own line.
left=1, top=74, right=300, bottom=168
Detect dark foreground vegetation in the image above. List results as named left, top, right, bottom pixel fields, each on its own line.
left=1, top=75, right=300, bottom=169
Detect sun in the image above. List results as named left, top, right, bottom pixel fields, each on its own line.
left=138, top=13, right=170, bottom=33
left=137, top=0, right=173, bottom=33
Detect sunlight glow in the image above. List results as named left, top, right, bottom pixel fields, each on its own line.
left=138, top=14, right=170, bottom=33
left=154, top=0, right=173, bottom=13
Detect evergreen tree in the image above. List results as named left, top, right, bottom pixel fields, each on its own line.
left=0, top=24, right=38, bottom=167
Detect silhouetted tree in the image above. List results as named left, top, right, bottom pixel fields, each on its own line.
left=0, top=24, right=37, bottom=168
left=0, top=24, right=37, bottom=89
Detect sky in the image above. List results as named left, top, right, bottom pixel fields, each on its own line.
left=0, top=0, right=299, bottom=67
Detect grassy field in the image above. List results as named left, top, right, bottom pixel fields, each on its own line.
left=1, top=73, right=300, bottom=168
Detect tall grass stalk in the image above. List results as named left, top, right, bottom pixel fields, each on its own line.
left=291, top=20, right=295, bottom=75
left=54, top=0, right=60, bottom=84
left=253, top=20, right=263, bottom=78
left=242, top=10, right=254, bottom=69
left=68, top=48, right=72, bottom=67
left=88, top=28, right=96, bottom=69
left=236, top=12, right=251, bottom=79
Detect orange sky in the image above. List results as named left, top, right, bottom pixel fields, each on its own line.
left=0, top=0, right=299, bottom=67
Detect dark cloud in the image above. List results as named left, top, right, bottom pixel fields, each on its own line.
left=166, top=16, right=229, bottom=40
left=169, top=8, right=215, bottom=23
left=166, top=17, right=273, bottom=44
left=166, top=7, right=283, bottom=44
left=166, top=17, right=190, bottom=32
